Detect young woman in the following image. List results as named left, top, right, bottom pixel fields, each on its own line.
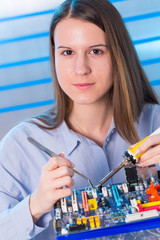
left=0, top=0, right=160, bottom=239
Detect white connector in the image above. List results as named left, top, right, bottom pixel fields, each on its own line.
left=92, top=188, right=98, bottom=198
left=125, top=209, right=159, bottom=223
left=71, top=190, right=79, bottom=212
left=61, top=197, right=68, bottom=213
left=102, top=187, right=108, bottom=197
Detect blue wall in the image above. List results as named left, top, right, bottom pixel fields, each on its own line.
left=0, top=0, right=160, bottom=139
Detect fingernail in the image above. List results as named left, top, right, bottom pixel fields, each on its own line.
left=59, top=152, right=64, bottom=157
left=72, top=163, right=75, bottom=168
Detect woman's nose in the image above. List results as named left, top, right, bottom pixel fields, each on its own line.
left=74, top=54, right=91, bottom=76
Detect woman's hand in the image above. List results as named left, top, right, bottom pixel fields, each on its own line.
left=130, top=134, right=160, bottom=167
left=29, top=154, right=74, bottom=223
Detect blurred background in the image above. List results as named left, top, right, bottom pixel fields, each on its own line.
left=0, top=0, right=160, bottom=140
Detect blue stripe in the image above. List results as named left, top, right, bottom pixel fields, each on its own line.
left=123, top=11, right=160, bottom=22
left=141, top=58, right=160, bottom=66
left=0, top=78, right=52, bottom=91
left=133, top=36, right=160, bottom=45
left=1, top=33, right=159, bottom=46
left=109, top=0, right=126, bottom=2
left=150, top=79, right=160, bottom=87
left=0, top=8, right=159, bottom=23
left=0, top=32, right=49, bottom=45
left=0, top=100, right=54, bottom=113
left=0, top=9, right=55, bottom=22
left=0, top=56, right=159, bottom=69
left=0, top=57, right=50, bottom=69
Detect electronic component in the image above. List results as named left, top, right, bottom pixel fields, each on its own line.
left=89, top=216, right=95, bottom=229
left=61, top=198, right=68, bottom=213
left=148, top=164, right=158, bottom=182
left=122, top=183, right=128, bottom=193
left=138, top=166, right=149, bottom=181
left=82, top=191, right=89, bottom=212
left=125, top=210, right=159, bottom=223
left=92, top=188, right=97, bottom=198
left=102, top=186, right=108, bottom=197
left=112, top=185, right=123, bottom=206
left=55, top=208, right=61, bottom=233
left=71, top=190, right=79, bottom=212
left=124, top=165, right=138, bottom=184
left=95, top=215, right=101, bottom=227
left=88, top=198, right=98, bottom=210
left=54, top=169, right=160, bottom=238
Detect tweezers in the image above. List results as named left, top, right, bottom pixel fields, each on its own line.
left=27, top=137, right=93, bottom=189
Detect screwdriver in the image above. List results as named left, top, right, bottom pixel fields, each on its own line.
left=97, top=127, right=160, bottom=188
left=27, top=137, right=94, bottom=189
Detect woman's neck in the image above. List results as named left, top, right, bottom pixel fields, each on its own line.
left=67, top=101, right=113, bottom=147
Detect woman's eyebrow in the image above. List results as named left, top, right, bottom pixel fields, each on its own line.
left=57, top=44, right=108, bottom=49
left=88, top=44, right=108, bottom=48
left=57, top=46, right=72, bottom=49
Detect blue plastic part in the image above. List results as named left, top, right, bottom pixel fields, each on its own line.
left=56, top=217, right=160, bottom=240
left=112, top=185, right=123, bottom=207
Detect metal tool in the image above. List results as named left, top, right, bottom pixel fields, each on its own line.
left=27, top=137, right=93, bottom=189
left=97, top=127, right=160, bottom=188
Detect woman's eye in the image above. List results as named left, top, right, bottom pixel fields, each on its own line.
left=62, top=50, right=74, bottom=56
left=90, top=49, right=103, bottom=55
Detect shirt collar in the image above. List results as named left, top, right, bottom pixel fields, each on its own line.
left=58, top=119, right=116, bottom=154
left=58, top=121, right=81, bottom=155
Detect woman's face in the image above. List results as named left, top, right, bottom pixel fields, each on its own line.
left=54, top=18, right=113, bottom=106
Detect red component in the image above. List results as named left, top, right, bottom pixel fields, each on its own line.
left=146, top=182, right=160, bottom=202
left=82, top=191, right=89, bottom=212
left=138, top=203, right=160, bottom=212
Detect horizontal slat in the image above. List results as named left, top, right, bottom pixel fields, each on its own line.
left=0, top=0, right=63, bottom=19
left=143, top=63, right=160, bottom=81
left=0, top=83, right=53, bottom=108
left=0, top=37, right=49, bottom=65
left=135, top=40, right=160, bottom=61
left=0, top=14, right=52, bottom=40
left=0, top=100, right=54, bottom=113
left=0, top=61, right=51, bottom=86
left=0, top=78, right=52, bottom=91
left=126, top=17, right=160, bottom=41
left=0, top=57, right=49, bottom=69
left=115, top=0, right=160, bottom=18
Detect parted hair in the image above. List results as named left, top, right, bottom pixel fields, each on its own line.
left=33, top=0, right=159, bottom=144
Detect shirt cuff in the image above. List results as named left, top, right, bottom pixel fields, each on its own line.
left=10, top=195, right=52, bottom=239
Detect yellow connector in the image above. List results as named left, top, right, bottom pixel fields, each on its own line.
left=88, top=198, right=98, bottom=210
left=95, top=215, right=101, bottom=228
left=89, top=216, right=95, bottom=229
left=141, top=201, right=160, bottom=207
left=77, top=218, right=82, bottom=225
left=82, top=217, right=87, bottom=226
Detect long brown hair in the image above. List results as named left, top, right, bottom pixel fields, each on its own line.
left=34, top=0, right=159, bottom=144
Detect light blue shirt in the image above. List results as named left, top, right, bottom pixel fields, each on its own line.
left=0, top=104, right=160, bottom=240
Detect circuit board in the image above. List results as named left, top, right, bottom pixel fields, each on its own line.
left=54, top=165, right=160, bottom=239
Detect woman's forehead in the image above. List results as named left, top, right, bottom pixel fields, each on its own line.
left=53, top=18, right=107, bottom=47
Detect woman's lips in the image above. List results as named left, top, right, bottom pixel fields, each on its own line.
left=73, top=83, right=95, bottom=90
